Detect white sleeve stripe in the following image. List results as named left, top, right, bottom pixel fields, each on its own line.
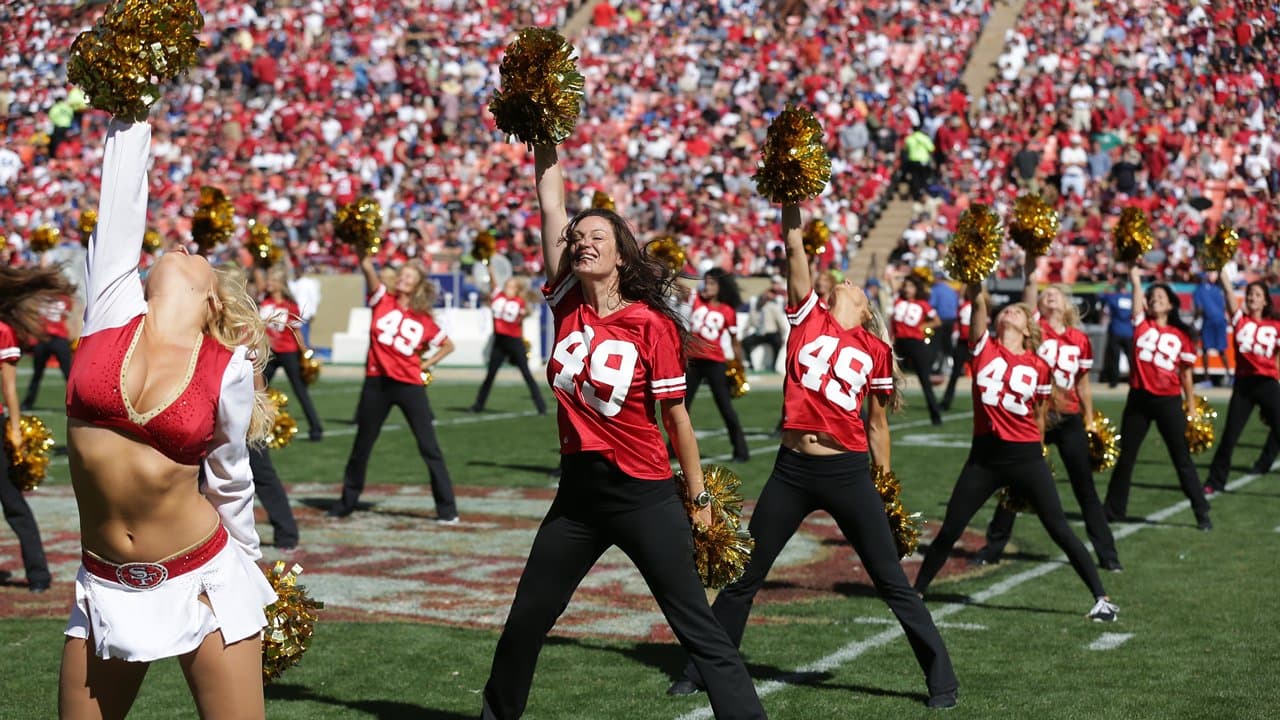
left=1179, top=353, right=1197, bottom=363
left=0, top=348, right=19, bottom=360
left=547, top=274, right=579, bottom=307
left=972, top=332, right=989, bottom=355
left=1079, top=359, right=1094, bottom=368
left=870, top=378, right=894, bottom=385
left=786, top=290, right=819, bottom=326
left=430, top=330, right=447, bottom=347
left=651, top=376, right=687, bottom=388
left=652, top=385, right=686, bottom=394
left=368, top=285, right=387, bottom=307
left=1036, top=385, right=1053, bottom=393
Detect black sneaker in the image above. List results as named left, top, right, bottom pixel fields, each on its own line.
left=1100, top=558, right=1124, bottom=573
left=971, top=547, right=999, bottom=566
left=326, top=505, right=353, bottom=519
left=926, top=690, right=958, bottom=709
left=666, top=679, right=701, bottom=696
left=29, top=581, right=50, bottom=594
left=1197, top=517, right=1213, bottom=532
left=309, top=429, right=324, bottom=442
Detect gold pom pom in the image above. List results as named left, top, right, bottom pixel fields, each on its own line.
left=472, top=230, right=496, bottom=263
left=489, top=27, right=585, bottom=148
left=591, top=190, right=615, bottom=212
left=870, top=465, right=922, bottom=558
left=28, top=224, right=60, bottom=253
left=191, top=186, right=235, bottom=252
left=725, top=359, right=750, bottom=399
left=1201, top=223, right=1240, bottom=272
left=4, top=416, right=56, bottom=492
left=1008, top=194, right=1059, bottom=256
left=262, top=561, right=324, bottom=684
left=246, top=220, right=281, bottom=266
left=143, top=228, right=163, bottom=254
left=676, top=465, right=755, bottom=589
left=1113, top=207, right=1155, bottom=263
left=1185, top=396, right=1217, bottom=455
left=996, top=486, right=1034, bottom=514
left=645, top=235, right=686, bottom=274
left=78, top=209, right=99, bottom=240
left=421, top=369, right=434, bottom=387
left=754, top=104, right=831, bottom=204
left=334, top=197, right=383, bottom=257
left=300, top=349, right=321, bottom=386
left=1087, top=411, right=1121, bottom=472
left=264, top=388, right=297, bottom=450
left=909, top=265, right=934, bottom=288
left=66, top=0, right=205, bottom=121
left=524, top=338, right=532, bottom=358
left=803, top=219, right=830, bottom=256
left=942, top=204, right=1003, bottom=285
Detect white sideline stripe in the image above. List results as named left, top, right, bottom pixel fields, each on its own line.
left=700, top=412, right=974, bottom=463
left=673, top=455, right=1270, bottom=719
left=1087, top=633, right=1133, bottom=651
left=853, top=617, right=986, bottom=631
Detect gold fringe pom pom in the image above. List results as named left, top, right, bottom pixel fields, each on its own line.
left=192, top=186, right=235, bottom=252
left=1201, top=223, right=1240, bottom=272
left=421, top=369, right=434, bottom=387
left=472, top=230, right=496, bottom=263
left=524, top=338, right=532, bottom=358
left=489, top=27, right=584, bottom=148
left=646, top=235, right=686, bottom=274
left=300, top=349, right=321, bottom=386
left=3, top=415, right=56, bottom=492
left=78, top=209, right=98, bottom=239
left=1008, top=194, right=1059, bottom=256
left=1185, top=396, right=1217, bottom=455
left=803, top=219, right=830, bottom=256
left=909, top=265, right=934, bottom=288
left=246, top=220, right=281, bottom=266
left=1113, top=207, right=1155, bottom=263
left=996, top=486, right=1034, bottom=514
left=725, top=359, right=750, bottom=399
left=754, top=104, right=831, bottom=204
left=143, top=228, right=163, bottom=254
left=334, top=197, right=383, bottom=257
left=66, top=0, right=204, bottom=121
left=591, top=190, right=615, bottom=212
left=942, top=204, right=1003, bottom=284
left=262, top=561, right=323, bottom=684
left=264, top=388, right=297, bottom=450
left=1087, top=411, right=1121, bottom=472
left=676, top=465, right=754, bottom=589
left=29, top=225, right=60, bottom=253
left=870, top=465, right=922, bottom=558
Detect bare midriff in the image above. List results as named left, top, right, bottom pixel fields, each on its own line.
left=781, top=429, right=850, bottom=456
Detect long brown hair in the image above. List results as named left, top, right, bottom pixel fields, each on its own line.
left=0, top=265, right=75, bottom=341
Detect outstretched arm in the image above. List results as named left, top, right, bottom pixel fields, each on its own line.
left=661, top=398, right=713, bottom=531
left=82, top=120, right=151, bottom=336
left=1023, top=252, right=1038, bottom=306
left=359, top=254, right=381, bottom=297
left=534, top=145, right=570, bottom=285
left=1129, top=265, right=1146, bottom=320
left=781, top=204, right=811, bottom=307
left=1218, top=268, right=1238, bottom=317
left=866, top=394, right=891, bottom=471
left=968, top=284, right=989, bottom=346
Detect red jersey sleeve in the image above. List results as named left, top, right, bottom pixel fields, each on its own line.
left=646, top=314, right=687, bottom=400
left=868, top=336, right=894, bottom=396
left=0, top=322, right=19, bottom=364
left=786, top=289, right=821, bottom=326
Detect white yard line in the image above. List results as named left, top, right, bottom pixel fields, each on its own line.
left=1087, top=633, right=1134, bottom=651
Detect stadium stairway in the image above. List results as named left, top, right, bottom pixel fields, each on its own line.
left=848, top=0, right=1029, bottom=286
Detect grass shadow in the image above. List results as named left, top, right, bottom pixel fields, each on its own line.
left=265, top=684, right=467, bottom=719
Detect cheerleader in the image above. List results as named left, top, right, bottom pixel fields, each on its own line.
left=668, top=204, right=958, bottom=709
left=1104, top=266, right=1212, bottom=530
left=259, top=266, right=324, bottom=441
left=1204, top=270, right=1280, bottom=494
left=892, top=273, right=944, bottom=425
left=685, top=268, right=750, bottom=462
left=973, top=256, right=1120, bottom=571
left=328, top=256, right=458, bottom=521
left=914, top=284, right=1118, bottom=622
left=480, top=143, right=765, bottom=719
left=469, top=261, right=547, bottom=415
left=20, top=290, right=73, bottom=411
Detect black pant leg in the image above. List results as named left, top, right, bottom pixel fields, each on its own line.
left=702, top=359, right=749, bottom=458
left=249, top=447, right=299, bottom=547
left=941, top=342, right=969, bottom=410
left=265, top=355, right=283, bottom=384
left=979, top=505, right=1017, bottom=561
left=1207, top=383, right=1257, bottom=490
left=1054, top=416, right=1118, bottom=565
left=472, top=338, right=508, bottom=411
left=505, top=337, right=547, bottom=413
left=897, top=338, right=942, bottom=421
left=338, top=377, right=395, bottom=512
left=0, top=443, right=50, bottom=586
left=933, top=320, right=955, bottom=372
left=51, top=337, right=72, bottom=381
left=22, top=341, right=52, bottom=408
left=1012, top=457, right=1107, bottom=599
left=279, top=351, right=324, bottom=435
left=1250, top=381, right=1280, bottom=477
left=394, top=382, right=457, bottom=519
left=1105, top=390, right=1154, bottom=519
left=915, top=459, right=1001, bottom=594
left=684, top=358, right=707, bottom=409
left=1150, top=394, right=1211, bottom=521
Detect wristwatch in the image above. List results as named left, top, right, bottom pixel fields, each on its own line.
left=693, top=490, right=712, bottom=508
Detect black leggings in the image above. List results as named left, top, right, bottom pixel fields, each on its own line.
left=472, top=334, right=546, bottom=413
left=915, top=438, right=1107, bottom=600
left=482, top=453, right=765, bottom=720
left=0, top=415, right=49, bottom=586
left=940, top=341, right=970, bottom=411
left=895, top=337, right=943, bottom=422
left=336, top=376, right=456, bottom=518
left=1206, top=375, right=1280, bottom=491
left=248, top=447, right=299, bottom=548
left=265, top=350, right=324, bottom=436
left=22, top=336, right=71, bottom=408
left=742, top=332, right=782, bottom=371
left=1104, top=388, right=1210, bottom=522
left=681, top=448, right=957, bottom=697
left=978, top=414, right=1119, bottom=566
left=686, top=358, right=749, bottom=459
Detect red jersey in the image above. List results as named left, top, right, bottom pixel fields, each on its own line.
left=892, top=298, right=936, bottom=341
left=782, top=290, right=893, bottom=453
left=544, top=274, right=686, bottom=480
left=1130, top=313, right=1196, bottom=396
left=1036, top=317, right=1093, bottom=415
left=688, top=295, right=737, bottom=363
left=970, top=332, right=1052, bottom=442
left=490, top=292, right=526, bottom=338
left=259, top=296, right=301, bottom=354
left=365, top=285, right=447, bottom=385
left=957, top=300, right=973, bottom=346
left=41, top=294, right=71, bottom=339
left=0, top=320, right=18, bottom=414
left=1230, top=309, right=1280, bottom=380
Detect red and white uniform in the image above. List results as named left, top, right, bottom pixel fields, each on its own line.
left=1036, top=317, right=1093, bottom=415
left=544, top=274, right=686, bottom=479
left=1130, top=313, right=1196, bottom=396
left=892, top=297, right=936, bottom=341
left=41, top=295, right=71, bottom=339
left=970, top=332, right=1052, bottom=442
left=688, top=295, right=737, bottom=363
left=1230, top=309, right=1280, bottom=380
left=366, top=285, right=447, bottom=385
left=782, top=290, right=894, bottom=453
left=0, top=321, right=19, bottom=414
left=957, top=300, right=973, bottom=346
left=490, top=291, right=526, bottom=338
left=259, top=296, right=301, bottom=354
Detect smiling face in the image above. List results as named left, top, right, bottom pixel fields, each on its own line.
left=1148, top=285, right=1173, bottom=316
left=566, top=214, right=621, bottom=282
left=700, top=275, right=720, bottom=302
left=1246, top=283, right=1269, bottom=316
left=996, top=304, right=1031, bottom=337
left=503, top=277, right=521, bottom=296
left=396, top=264, right=423, bottom=296
left=1039, top=285, right=1065, bottom=318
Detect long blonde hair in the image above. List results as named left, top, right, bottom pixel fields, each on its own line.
left=210, top=265, right=274, bottom=445
left=1043, top=283, right=1080, bottom=328
left=265, top=266, right=297, bottom=304
left=864, top=303, right=906, bottom=413
left=1009, top=302, right=1042, bottom=352
left=399, top=259, right=438, bottom=315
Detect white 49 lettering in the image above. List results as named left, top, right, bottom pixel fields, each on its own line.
left=1236, top=321, right=1277, bottom=358
left=1037, top=338, right=1081, bottom=390
left=796, top=335, right=873, bottom=411
left=1135, top=327, right=1181, bottom=371
left=375, top=310, right=426, bottom=356
left=690, top=305, right=726, bottom=342
left=492, top=297, right=522, bottom=323
left=893, top=301, right=924, bottom=327
left=975, top=356, right=1038, bottom=416
left=551, top=327, right=639, bottom=417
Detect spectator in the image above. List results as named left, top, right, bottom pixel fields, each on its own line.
left=1193, top=271, right=1229, bottom=386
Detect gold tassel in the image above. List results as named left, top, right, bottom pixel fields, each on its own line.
left=725, top=359, right=750, bottom=398
left=1113, top=207, right=1155, bottom=263
left=645, top=235, right=686, bottom=273
left=591, top=190, right=615, bottom=212
left=1185, top=396, right=1217, bottom=455
left=803, top=219, right=830, bottom=256
left=142, top=228, right=163, bottom=254
left=1201, top=223, right=1239, bottom=271
left=246, top=220, right=280, bottom=266
left=754, top=104, right=831, bottom=204
left=3, top=416, right=56, bottom=492
left=1008, top=194, right=1059, bottom=256
left=78, top=209, right=98, bottom=238
left=261, top=561, right=323, bottom=684
left=472, top=230, right=496, bottom=263
left=334, top=197, right=383, bottom=257
left=421, top=369, right=434, bottom=387
left=489, top=27, right=584, bottom=148
left=675, top=465, right=754, bottom=589
left=299, top=349, right=321, bottom=386
left=870, top=465, right=923, bottom=558
left=942, top=204, right=1003, bottom=284
left=29, top=225, right=60, bottom=253
left=191, top=186, right=235, bottom=252
left=1087, top=411, right=1121, bottom=472
left=264, top=388, right=298, bottom=450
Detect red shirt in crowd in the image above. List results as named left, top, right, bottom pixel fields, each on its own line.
left=892, top=297, right=936, bottom=341
left=688, top=295, right=737, bottom=363
left=490, top=291, right=526, bottom=338
left=1130, top=313, right=1197, bottom=396
left=957, top=300, right=973, bottom=347
left=1230, top=309, right=1280, bottom=381
left=41, top=294, right=71, bottom=340
left=259, top=296, right=302, bottom=354
left=365, top=285, right=447, bottom=385
left=1036, top=317, right=1093, bottom=415
left=970, top=332, right=1052, bottom=443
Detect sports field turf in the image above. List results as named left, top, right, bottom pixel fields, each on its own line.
left=2, top=371, right=1276, bottom=719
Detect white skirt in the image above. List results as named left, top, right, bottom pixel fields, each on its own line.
left=65, top=537, right=278, bottom=662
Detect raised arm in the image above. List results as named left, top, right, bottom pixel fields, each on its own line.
left=1023, top=252, right=1038, bottom=306
left=781, top=204, right=811, bottom=307
left=967, top=284, right=989, bottom=346
left=534, top=145, right=570, bottom=284
left=1128, top=265, right=1146, bottom=320
left=1218, top=268, right=1238, bottom=317
left=82, top=120, right=151, bottom=336
left=359, top=254, right=380, bottom=296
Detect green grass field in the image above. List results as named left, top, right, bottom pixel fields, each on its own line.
left=2, top=369, right=1278, bottom=719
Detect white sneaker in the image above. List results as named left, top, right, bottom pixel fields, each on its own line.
left=1087, top=597, right=1119, bottom=622
left=435, top=515, right=461, bottom=525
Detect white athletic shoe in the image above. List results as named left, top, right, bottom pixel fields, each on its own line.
left=1087, top=597, right=1119, bottom=622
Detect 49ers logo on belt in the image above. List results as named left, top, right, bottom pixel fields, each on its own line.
left=116, top=562, right=168, bottom=590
